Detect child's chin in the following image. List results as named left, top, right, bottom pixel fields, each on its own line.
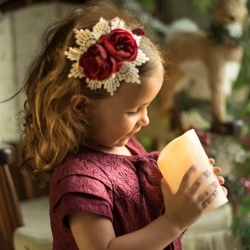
left=114, top=138, right=130, bottom=147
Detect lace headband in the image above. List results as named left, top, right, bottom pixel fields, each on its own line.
left=65, top=17, right=149, bottom=95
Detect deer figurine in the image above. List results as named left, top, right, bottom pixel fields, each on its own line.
left=159, top=0, right=248, bottom=126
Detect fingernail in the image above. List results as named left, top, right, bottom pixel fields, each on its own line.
left=213, top=181, right=218, bottom=187
left=192, top=165, right=197, bottom=170
left=205, top=170, right=210, bottom=176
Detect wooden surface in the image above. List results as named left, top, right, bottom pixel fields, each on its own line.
left=0, top=145, right=24, bottom=248
left=0, top=143, right=49, bottom=248
left=0, top=233, right=13, bottom=250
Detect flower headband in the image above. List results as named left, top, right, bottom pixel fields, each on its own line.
left=65, top=17, right=149, bottom=95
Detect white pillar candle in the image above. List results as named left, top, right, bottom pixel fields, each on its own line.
left=157, top=129, right=228, bottom=212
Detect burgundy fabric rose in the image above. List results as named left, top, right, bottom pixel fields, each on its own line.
left=79, top=28, right=140, bottom=81
left=79, top=44, right=122, bottom=81
left=99, top=29, right=138, bottom=62
left=132, top=28, right=145, bottom=36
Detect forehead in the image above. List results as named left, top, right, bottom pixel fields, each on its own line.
left=92, top=62, right=164, bottom=113
left=110, top=64, right=164, bottom=107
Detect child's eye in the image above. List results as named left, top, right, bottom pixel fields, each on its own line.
left=127, top=111, right=138, bottom=116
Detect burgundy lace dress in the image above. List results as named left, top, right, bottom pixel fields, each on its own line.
left=49, top=137, right=184, bottom=249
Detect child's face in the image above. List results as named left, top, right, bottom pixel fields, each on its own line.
left=88, top=64, right=164, bottom=151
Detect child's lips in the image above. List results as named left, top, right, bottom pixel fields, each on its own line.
left=128, top=129, right=140, bottom=137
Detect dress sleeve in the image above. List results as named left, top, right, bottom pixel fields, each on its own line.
left=50, top=160, right=113, bottom=228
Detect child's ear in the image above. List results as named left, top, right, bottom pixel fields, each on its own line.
left=70, top=94, right=87, bottom=112
left=70, top=94, right=93, bottom=111
left=70, top=94, right=96, bottom=116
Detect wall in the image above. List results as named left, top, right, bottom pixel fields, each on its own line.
left=0, top=2, right=70, bottom=143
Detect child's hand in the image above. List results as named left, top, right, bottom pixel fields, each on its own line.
left=209, top=158, right=228, bottom=196
left=161, top=165, right=218, bottom=232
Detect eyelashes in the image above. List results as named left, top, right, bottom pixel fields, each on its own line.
left=127, top=104, right=151, bottom=116
left=127, top=111, right=139, bottom=116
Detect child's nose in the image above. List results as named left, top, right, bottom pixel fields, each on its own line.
left=140, top=112, right=149, bottom=126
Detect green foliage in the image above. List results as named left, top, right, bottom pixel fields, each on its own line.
left=240, top=196, right=250, bottom=217
left=138, top=136, right=155, bottom=152
left=234, top=24, right=250, bottom=90
left=135, top=0, right=156, bottom=12
left=192, top=0, right=214, bottom=13
left=232, top=217, right=250, bottom=249
left=246, top=102, right=250, bottom=113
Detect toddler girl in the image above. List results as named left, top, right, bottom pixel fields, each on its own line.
left=20, top=2, right=226, bottom=250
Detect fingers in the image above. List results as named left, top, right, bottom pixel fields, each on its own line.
left=197, top=181, right=218, bottom=203
left=209, top=158, right=215, bottom=165
left=189, top=169, right=211, bottom=195
left=201, top=189, right=218, bottom=209
left=179, top=165, right=197, bottom=190
left=213, top=167, right=221, bottom=175
left=210, top=160, right=223, bottom=177
left=177, top=165, right=225, bottom=211
left=221, top=186, right=228, bottom=196
left=212, top=166, right=225, bottom=185
left=217, top=176, right=225, bottom=185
